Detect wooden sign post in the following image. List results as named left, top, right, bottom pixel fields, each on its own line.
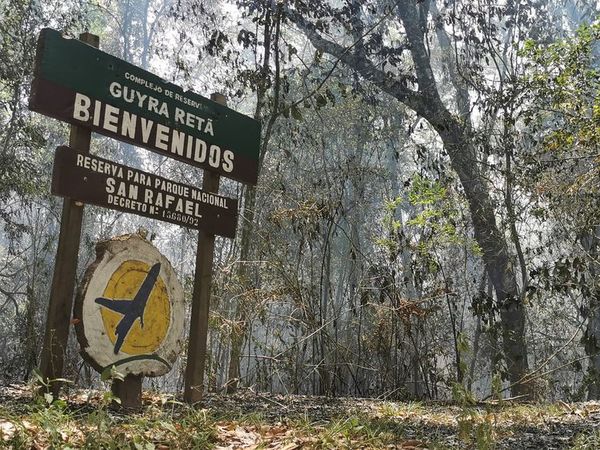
left=38, top=32, right=99, bottom=395
left=30, top=28, right=260, bottom=406
left=183, top=93, right=225, bottom=403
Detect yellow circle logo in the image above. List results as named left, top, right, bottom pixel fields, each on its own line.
left=99, top=260, right=170, bottom=355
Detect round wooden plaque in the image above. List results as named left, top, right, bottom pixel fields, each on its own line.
left=74, top=234, right=184, bottom=377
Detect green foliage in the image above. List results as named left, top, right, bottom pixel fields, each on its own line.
left=6, top=392, right=599, bottom=449
left=381, top=175, right=481, bottom=258
left=407, top=175, right=448, bottom=207
left=457, top=332, right=470, bottom=355
left=31, top=368, right=73, bottom=406
left=0, top=0, right=45, bottom=211
left=100, top=365, right=125, bottom=383
left=1, top=399, right=218, bottom=449
left=491, top=373, right=504, bottom=404
left=521, top=22, right=600, bottom=200
left=457, top=408, right=496, bottom=450
left=31, top=400, right=74, bottom=448
left=377, top=401, right=424, bottom=417
left=452, top=382, right=476, bottom=407
left=573, top=429, right=600, bottom=450
left=303, top=413, right=419, bottom=449
left=0, top=0, right=87, bottom=198
left=405, top=176, right=470, bottom=251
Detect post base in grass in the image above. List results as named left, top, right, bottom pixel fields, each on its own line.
left=111, top=374, right=142, bottom=411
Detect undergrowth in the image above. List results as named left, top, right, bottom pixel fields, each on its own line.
left=0, top=386, right=597, bottom=449
left=0, top=398, right=217, bottom=449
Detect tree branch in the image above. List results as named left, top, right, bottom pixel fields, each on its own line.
left=284, top=4, right=427, bottom=115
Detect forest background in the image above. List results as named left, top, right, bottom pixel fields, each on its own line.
left=2, top=0, right=600, bottom=403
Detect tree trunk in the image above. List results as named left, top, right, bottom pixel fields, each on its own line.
left=226, top=1, right=283, bottom=393
left=581, top=227, right=600, bottom=399
left=226, top=185, right=256, bottom=393
left=434, top=117, right=528, bottom=395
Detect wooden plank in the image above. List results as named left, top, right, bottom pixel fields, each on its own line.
left=38, top=32, right=99, bottom=396
left=51, top=146, right=238, bottom=237
left=183, top=93, right=225, bottom=404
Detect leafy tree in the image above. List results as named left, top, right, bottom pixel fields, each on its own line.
left=0, top=0, right=91, bottom=382
left=521, top=22, right=600, bottom=398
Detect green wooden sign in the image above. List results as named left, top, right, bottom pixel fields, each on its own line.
left=30, top=28, right=260, bottom=184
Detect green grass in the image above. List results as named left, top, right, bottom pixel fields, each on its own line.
left=1, top=387, right=596, bottom=449
left=0, top=399, right=217, bottom=449
left=377, top=400, right=425, bottom=417
left=572, top=429, right=600, bottom=450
